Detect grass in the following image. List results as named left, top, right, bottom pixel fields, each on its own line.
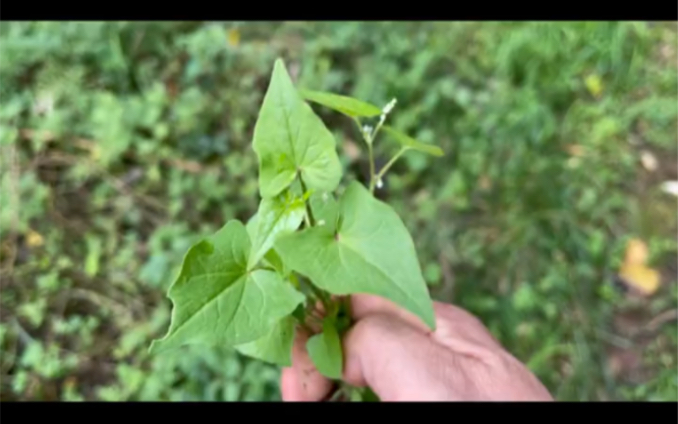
left=0, top=21, right=676, bottom=401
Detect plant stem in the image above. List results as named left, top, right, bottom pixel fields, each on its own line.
left=374, top=147, right=408, bottom=183
left=373, top=114, right=386, bottom=140
left=352, top=116, right=390, bottom=195
left=328, top=384, right=349, bottom=401
left=308, top=282, right=331, bottom=314
left=298, top=174, right=316, bottom=226
left=342, top=295, right=352, bottom=319
left=293, top=315, right=314, bottom=335
left=367, top=142, right=376, bottom=193
left=307, top=313, right=324, bottom=326
left=353, top=117, right=378, bottom=194
left=297, top=273, right=333, bottom=316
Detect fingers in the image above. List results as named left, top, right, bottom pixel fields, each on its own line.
left=280, top=327, right=334, bottom=401
left=341, top=314, right=457, bottom=401
left=350, top=294, right=431, bottom=332
left=281, top=292, right=509, bottom=401
left=351, top=294, right=503, bottom=356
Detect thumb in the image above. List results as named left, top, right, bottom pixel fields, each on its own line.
left=341, top=314, right=455, bottom=401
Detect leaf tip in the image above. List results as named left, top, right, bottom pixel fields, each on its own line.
left=417, top=290, right=437, bottom=331
left=424, top=311, right=437, bottom=331
left=147, top=339, right=165, bottom=355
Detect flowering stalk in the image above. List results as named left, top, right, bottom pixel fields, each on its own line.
left=354, top=98, right=398, bottom=194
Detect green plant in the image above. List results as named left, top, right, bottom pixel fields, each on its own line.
left=149, top=58, right=444, bottom=399
left=2, top=22, right=674, bottom=403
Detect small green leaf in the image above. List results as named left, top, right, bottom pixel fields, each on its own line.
left=263, top=248, right=289, bottom=277
left=149, top=220, right=305, bottom=354
left=309, top=191, right=339, bottom=228
left=248, top=214, right=289, bottom=276
left=362, top=387, right=380, bottom=402
left=299, top=89, right=383, bottom=118
left=235, top=316, right=296, bottom=366
left=275, top=181, right=436, bottom=329
left=306, top=319, right=343, bottom=380
left=253, top=59, right=342, bottom=198
left=84, top=235, right=102, bottom=277
left=381, top=125, right=444, bottom=157
left=248, top=193, right=305, bottom=269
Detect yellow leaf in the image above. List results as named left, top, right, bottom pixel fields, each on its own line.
left=227, top=28, right=240, bottom=48
left=90, top=145, right=101, bottom=161
left=585, top=74, right=603, bottom=98
left=618, top=238, right=660, bottom=296
left=63, top=377, right=77, bottom=391
left=624, top=238, right=649, bottom=266
left=565, top=144, right=585, bottom=157
left=619, top=263, right=660, bottom=296
left=478, top=175, right=492, bottom=190
left=26, top=229, right=44, bottom=247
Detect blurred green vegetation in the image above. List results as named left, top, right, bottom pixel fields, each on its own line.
left=0, top=21, right=676, bottom=401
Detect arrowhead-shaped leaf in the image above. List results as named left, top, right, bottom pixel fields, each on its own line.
left=299, top=89, right=383, bottom=118
left=253, top=59, right=342, bottom=198
left=235, top=316, right=297, bottom=366
left=247, top=193, right=306, bottom=269
left=381, top=125, right=444, bottom=157
left=275, top=181, right=436, bottom=329
left=306, top=319, right=343, bottom=380
left=150, top=220, right=304, bottom=354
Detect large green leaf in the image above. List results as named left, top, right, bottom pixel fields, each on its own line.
left=275, top=181, right=436, bottom=329
left=247, top=193, right=305, bottom=269
left=246, top=212, right=259, bottom=238
left=381, top=125, right=444, bottom=157
left=252, top=59, right=342, bottom=198
left=235, top=316, right=296, bottom=366
left=299, top=89, right=382, bottom=118
left=306, top=319, right=343, bottom=380
left=149, top=220, right=305, bottom=354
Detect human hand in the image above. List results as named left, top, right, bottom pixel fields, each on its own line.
left=280, top=294, right=553, bottom=401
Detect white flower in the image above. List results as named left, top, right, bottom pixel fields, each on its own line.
left=376, top=178, right=384, bottom=189
left=317, top=219, right=326, bottom=226
left=362, top=125, right=373, bottom=135
left=661, top=181, right=678, bottom=197
left=382, top=98, right=397, bottom=115
left=33, top=92, right=54, bottom=116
